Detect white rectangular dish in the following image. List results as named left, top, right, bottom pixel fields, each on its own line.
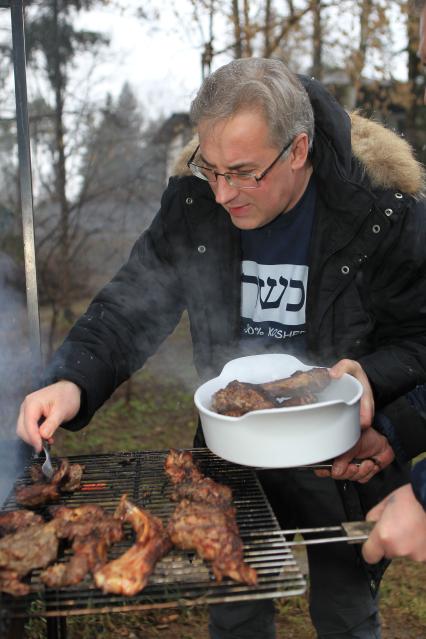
left=194, top=354, right=363, bottom=468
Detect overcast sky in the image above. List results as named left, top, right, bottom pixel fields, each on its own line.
left=73, top=2, right=231, bottom=120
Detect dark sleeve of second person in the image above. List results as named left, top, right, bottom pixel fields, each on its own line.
left=375, top=387, right=426, bottom=462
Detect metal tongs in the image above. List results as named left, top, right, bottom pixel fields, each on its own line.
left=282, top=521, right=375, bottom=546
left=248, top=521, right=375, bottom=546
left=41, top=440, right=54, bottom=480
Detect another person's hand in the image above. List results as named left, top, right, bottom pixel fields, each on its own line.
left=16, top=380, right=82, bottom=452
left=329, top=359, right=374, bottom=429
left=362, top=484, right=426, bottom=563
left=314, top=427, right=395, bottom=483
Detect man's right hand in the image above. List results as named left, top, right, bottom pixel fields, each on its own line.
left=16, top=380, right=82, bottom=452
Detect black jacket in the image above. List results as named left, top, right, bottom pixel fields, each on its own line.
left=47, top=77, right=426, bottom=436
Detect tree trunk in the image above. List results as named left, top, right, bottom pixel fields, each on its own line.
left=264, top=0, right=272, bottom=57
left=231, top=0, right=242, bottom=58
left=243, top=0, right=252, bottom=56
left=52, top=0, right=72, bottom=319
left=311, top=0, right=323, bottom=80
left=406, top=0, right=422, bottom=133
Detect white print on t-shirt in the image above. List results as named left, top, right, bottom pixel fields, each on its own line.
left=241, top=261, right=308, bottom=326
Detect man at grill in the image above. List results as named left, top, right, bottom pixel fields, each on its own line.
left=17, top=57, right=426, bottom=639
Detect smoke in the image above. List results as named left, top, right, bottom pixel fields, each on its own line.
left=0, top=251, right=33, bottom=504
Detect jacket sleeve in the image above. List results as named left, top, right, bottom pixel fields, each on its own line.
left=43, top=181, right=187, bottom=430
left=358, top=197, right=426, bottom=406
left=375, top=388, right=426, bottom=462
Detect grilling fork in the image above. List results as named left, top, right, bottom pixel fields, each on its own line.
left=41, top=440, right=54, bottom=480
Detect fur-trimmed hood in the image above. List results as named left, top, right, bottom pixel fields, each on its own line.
left=173, top=101, right=425, bottom=198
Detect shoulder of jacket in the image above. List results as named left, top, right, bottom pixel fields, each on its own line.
left=350, top=111, right=425, bottom=198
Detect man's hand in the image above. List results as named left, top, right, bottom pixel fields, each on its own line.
left=314, top=428, right=395, bottom=483
left=329, top=359, right=374, bottom=429
left=16, top=381, right=82, bottom=453
left=362, top=484, right=426, bottom=563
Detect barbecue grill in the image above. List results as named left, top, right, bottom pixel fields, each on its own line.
left=0, top=448, right=310, bottom=638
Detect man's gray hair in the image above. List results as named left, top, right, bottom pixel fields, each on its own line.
left=190, top=58, right=314, bottom=152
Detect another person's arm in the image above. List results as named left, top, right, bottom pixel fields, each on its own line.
left=362, top=461, right=426, bottom=563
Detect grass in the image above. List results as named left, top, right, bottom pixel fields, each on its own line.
left=24, top=313, right=426, bottom=638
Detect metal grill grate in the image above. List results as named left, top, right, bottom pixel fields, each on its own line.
left=0, top=448, right=306, bottom=619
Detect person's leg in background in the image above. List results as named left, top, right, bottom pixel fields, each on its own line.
left=259, top=468, right=382, bottom=638
left=209, top=599, right=276, bottom=639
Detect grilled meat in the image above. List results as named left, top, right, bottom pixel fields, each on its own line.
left=212, top=380, right=278, bottom=416
left=0, top=510, right=43, bottom=537
left=15, top=458, right=85, bottom=507
left=40, top=504, right=123, bottom=588
left=15, top=483, right=61, bottom=507
left=0, top=520, right=59, bottom=596
left=211, top=367, right=330, bottom=416
left=164, top=450, right=257, bottom=586
left=261, top=367, right=330, bottom=395
left=171, top=477, right=233, bottom=508
left=94, top=495, right=172, bottom=596
left=168, top=500, right=257, bottom=585
left=164, top=449, right=203, bottom=484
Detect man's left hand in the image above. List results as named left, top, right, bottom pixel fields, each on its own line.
left=314, top=428, right=395, bottom=483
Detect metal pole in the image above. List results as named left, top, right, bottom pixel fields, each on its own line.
left=10, top=0, right=42, bottom=377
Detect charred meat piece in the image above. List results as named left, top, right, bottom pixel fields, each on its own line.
left=94, top=495, right=172, bottom=596
left=15, top=459, right=85, bottom=507
left=14, top=483, right=61, bottom=508
left=211, top=367, right=330, bottom=416
left=0, top=510, right=43, bottom=537
left=164, top=450, right=257, bottom=586
left=261, top=367, right=330, bottom=396
left=0, top=520, right=59, bottom=596
left=41, top=505, right=123, bottom=588
left=171, top=477, right=233, bottom=508
left=212, top=380, right=278, bottom=416
left=164, top=449, right=204, bottom=484
left=168, top=499, right=257, bottom=585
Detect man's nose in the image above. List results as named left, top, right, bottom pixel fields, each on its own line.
left=213, top=175, right=239, bottom=205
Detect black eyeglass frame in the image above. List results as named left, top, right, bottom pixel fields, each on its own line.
left=186, top=137, right=294, bottom=189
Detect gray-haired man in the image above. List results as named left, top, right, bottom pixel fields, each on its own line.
left=17, top=58, right=426, bottom=638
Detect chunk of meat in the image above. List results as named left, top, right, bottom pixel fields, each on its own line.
left=212, top=380, right=278, bottom=416
left=94, top=495, right=172, bottom=596
left=211, top=367, right=330, bottom=416
left=164, top=449, right=203, bottom=484
left=168, top=500, right=257, bottom=585
left=15, top=459, right=85, bottom=507
left=0, top=520, right=59, bottom=595
left=164, top=450, right=257, bottom=586
left=261, top=367, right=330, bottom=396
left=41, top=505, right=123, bottom=588
left=0, top=510, right=43, bottom=537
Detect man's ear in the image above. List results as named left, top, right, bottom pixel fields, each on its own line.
left=290, top=133, right=310, bottom=169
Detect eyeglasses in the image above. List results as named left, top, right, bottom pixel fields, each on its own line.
left=187, top=138, right=294, bottom=189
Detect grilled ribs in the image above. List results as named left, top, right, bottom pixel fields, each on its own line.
left=41, top=505, right=123, bottom=588
left=165, top=449, right=257, bottom=586
left=15, top=458, right=85, bottom=507
left=211, top=367, right=330, bottom=416
left=94, top=495, right=172, bottom=596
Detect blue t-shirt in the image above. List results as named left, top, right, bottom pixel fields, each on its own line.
left=240, top=176, right=316, bottom=358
